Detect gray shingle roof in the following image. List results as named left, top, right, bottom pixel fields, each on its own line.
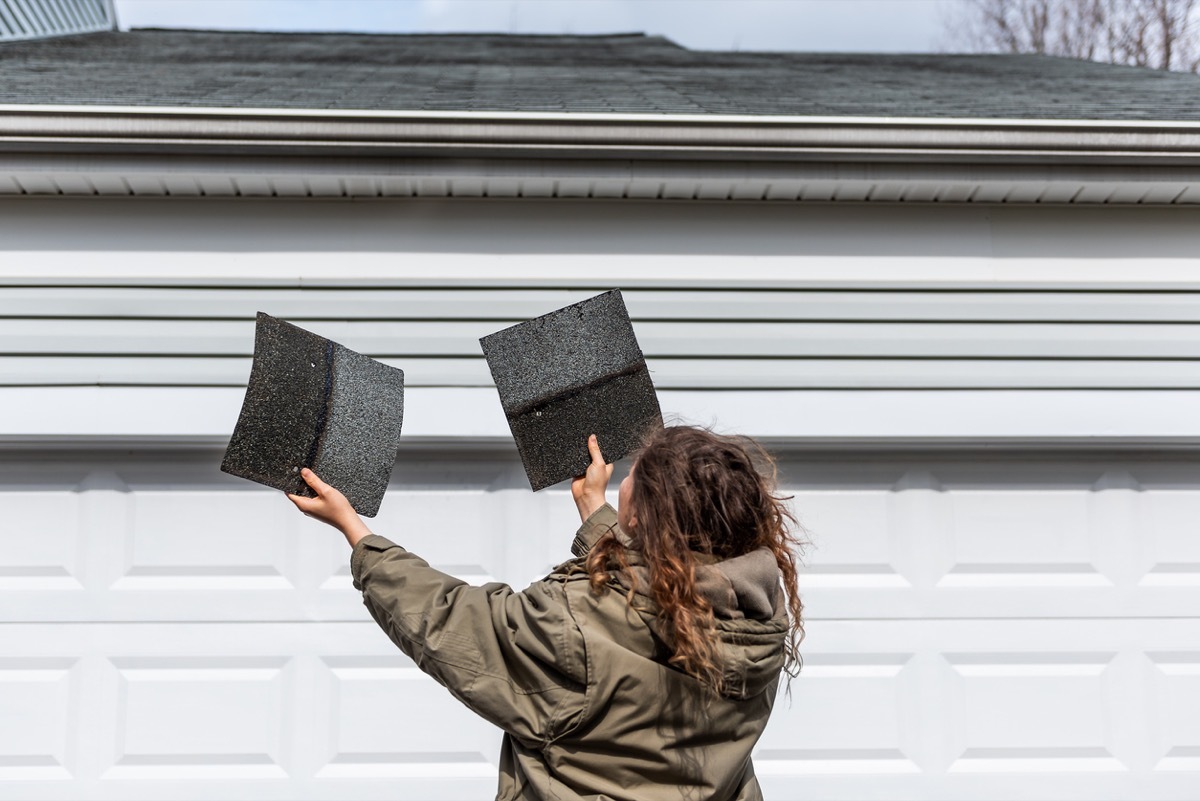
left=1, top=29, right=1199, bottom=119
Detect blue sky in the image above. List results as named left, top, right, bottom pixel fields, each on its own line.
left=113, top=0, right=964, bottom=53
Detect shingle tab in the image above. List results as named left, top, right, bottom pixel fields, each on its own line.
left=221, top=312, right=404, bottom=517
left=481, top=290, right=663, bottom=491
left=2, top=29, right=1200, bottom=120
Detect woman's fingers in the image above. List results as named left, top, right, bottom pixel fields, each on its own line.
left=591, top=436, right=613, bottom=480
left=300, top=467, right=331, bottom=495
left=585, top=435, right=613, bottom=487
left=287, top=492, right=317, bottom=513
left=290, top=471, right=330, bottom=516
left=572, top=434, right=612, bottom=522
left=587, top=434, right=613, bottom=474
left=586, top=434, right=605, bottom=466
left=290, top=471, right=339, bottom=516
left=288, top=476, right=373, bottom=546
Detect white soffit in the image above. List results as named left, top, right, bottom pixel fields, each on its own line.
left=3, top=105, right=1200, bottom=203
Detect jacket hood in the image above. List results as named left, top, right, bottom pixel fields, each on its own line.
left=616, top=547, right=789, bottom=701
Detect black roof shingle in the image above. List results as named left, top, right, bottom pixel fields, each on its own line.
left=2, top=29, right=1199, bottom=120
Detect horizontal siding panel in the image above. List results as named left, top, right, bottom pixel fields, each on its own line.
left=1, top=203, right=1198, bottom=400
left=4, top=356, right=1200, bottom=389
left=5, top=288, right=1200, bottom=322
left=4, top=278, right=1199, bottom=390
left=5, top=318, right=1200, bottom=359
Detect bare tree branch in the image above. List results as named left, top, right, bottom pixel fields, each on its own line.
left=949, top=0, right=1200, bottom=72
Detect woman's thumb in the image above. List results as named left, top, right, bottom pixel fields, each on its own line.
left=587, top=434, right=604, bottom=465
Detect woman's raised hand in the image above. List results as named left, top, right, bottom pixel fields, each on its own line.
left=571, top=434, right=614, bottom=523
left=288, top=468, right=374, bottom=547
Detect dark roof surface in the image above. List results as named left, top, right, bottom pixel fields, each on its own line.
left=2, top=29, right=1200, bottom=119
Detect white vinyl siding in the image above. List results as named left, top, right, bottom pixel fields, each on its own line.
left=6, top=307, right=1200, bottom=388
left=3, top=199, right=1200, bottom=398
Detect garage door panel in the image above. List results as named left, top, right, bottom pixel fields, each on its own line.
left=1, top=490, right=85, bottom=591
left=1, top=622, right=513, bottom=800
left=1150, top=653, right=1200, bottom=771
left=364, top=489, right=515, bottom=586
left=107, top=657, right=291, bottom=781
left=756, top=774, right=1200, bottom=801
left=945, top=652, right=1119, bottom=771
left=319, top=657, right=502, bottom=780
left=4, top=451, right=1200, bottom=800
left=799, top=585, right=1200, bottom=620
left=2, top=619, right=1198, bottom=800
left=1143, top=490, right=1200, bottom=587
left=119, top=491, right=300, bottom=591
left=946, top=491, right=1094, bottom=568
left=0, top=455, right=586, bottom=623
left=791, top=490, right=910, bottom=588
left=8, top=453, right=1200, bottom=622
left=755, top=619, right=1200, bottom=800
left=0, top=658, right=77, bottom=781
left=785, top=458, right=1200, bottom=620
left=756, top=653, right=918, bottom=774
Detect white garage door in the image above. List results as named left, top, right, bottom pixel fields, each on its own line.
left=2, top=446, right=1198, bottom=800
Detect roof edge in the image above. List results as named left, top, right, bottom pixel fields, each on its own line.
left=2, top=103, right=1200, bottom=128
left=2, top=104, right=1200, bottom=165
left=122, top=27, right=664, bottom=41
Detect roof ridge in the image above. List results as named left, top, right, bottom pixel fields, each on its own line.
left=124, top=27, right=667, bottom=42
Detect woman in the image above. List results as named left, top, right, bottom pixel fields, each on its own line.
left=290, top=425, right=805, bottom=801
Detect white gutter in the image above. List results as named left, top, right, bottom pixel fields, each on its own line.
left=8, top=104, right=1200, bottom=126
left=2, top=104, right=1200, bottom=163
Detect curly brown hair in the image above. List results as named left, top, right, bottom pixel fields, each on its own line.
left=586, top=425, right=805, bottom=693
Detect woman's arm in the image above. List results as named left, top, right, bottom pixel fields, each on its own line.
left=286, top=468, right=588, bottom=746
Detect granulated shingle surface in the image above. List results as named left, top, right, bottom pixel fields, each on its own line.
left=504, top=369, right=661, bottom=491
left=221, top=312, right=404, bottom=517
left=484, top=290, right=645, bottom=413
left=317, top=344, right=405, bottom=518
left=481, top=290, right=663, bottom=491
left=222, top=313, right=330, bottom=499
left=3, top=29, right=1200, bottom=120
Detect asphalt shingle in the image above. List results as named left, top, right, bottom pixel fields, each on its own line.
left=2, top=29, right=1199, bottom=119
left=221, top=312, right=404, bottom=518
left=481, top=290, right=663, bottom=492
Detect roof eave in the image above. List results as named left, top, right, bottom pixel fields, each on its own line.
left=4, top=105, right=1200, bottom=203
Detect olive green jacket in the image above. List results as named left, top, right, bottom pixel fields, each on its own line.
left=350, top=503, right=789, bottom=801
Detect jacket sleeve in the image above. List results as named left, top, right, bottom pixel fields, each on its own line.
left=570, top=503, right=621, bottom=558
left=350, top=534, right=589, bottom=747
